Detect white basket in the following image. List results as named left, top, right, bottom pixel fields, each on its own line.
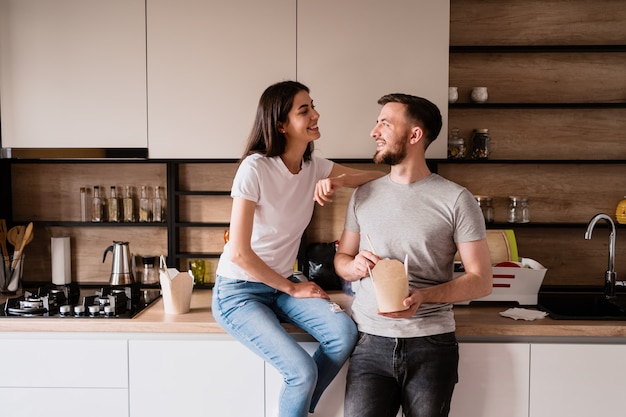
left=455, top=258, right=547, bottom=306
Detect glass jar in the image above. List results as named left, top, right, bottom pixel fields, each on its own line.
left=447, top=128, right=466, bottom=159
left=141, top=256, right=158, bottom=284
left=91, top=185, right=103, bottom=223
left=508, top=196, right=530, bottom=223
left=139, top=185, right=150, bottom=222
left=474, top=195, right=494, bottom=224
left=108, top=186, right=120, bottom=223
left=471, top=129, right=491, bottom=160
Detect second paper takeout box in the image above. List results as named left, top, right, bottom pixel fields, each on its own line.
left=159, top=256, right=194, bottom=314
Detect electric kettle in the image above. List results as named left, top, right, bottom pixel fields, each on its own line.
left=102, top=241, right=135, bottom=285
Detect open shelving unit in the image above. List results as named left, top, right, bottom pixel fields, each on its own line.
left=443, top=0, right=626, bottom=286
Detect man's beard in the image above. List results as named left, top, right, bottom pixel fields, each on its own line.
left=373, top=140, right=407, bottom=165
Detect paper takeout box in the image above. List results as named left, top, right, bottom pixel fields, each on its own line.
left=370, top=258, right=410, bottom=313
left=159, top=257, right=194, bottom=314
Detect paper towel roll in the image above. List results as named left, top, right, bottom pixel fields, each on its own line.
left=51, top=237, right=71, bottom=285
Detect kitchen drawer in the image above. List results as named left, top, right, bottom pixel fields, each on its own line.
left=0, top=388, right=128, bottom=417
left=0, top=339, right=128, bottom=388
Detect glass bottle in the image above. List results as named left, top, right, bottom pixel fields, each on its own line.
left=108, top=186, right=120, bottom=222
left=123, top=186, right=135, bottom=222
left=91, top=186, right=103, bottom=222
left=139, top=185, right=151, bottom=222
left=474, top=195, right=494, bottom=224
left=471, top=128, right=491, bottom=160
left=447, top=127, right=466, bottom=159
left=508, top=196, right=530, bottom=223
left=79, top=187, right=87, bottom=222
left=152, top=186, right=164, bottom=223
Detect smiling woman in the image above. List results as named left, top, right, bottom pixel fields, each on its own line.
left=211, top=80, right=384, bottom=417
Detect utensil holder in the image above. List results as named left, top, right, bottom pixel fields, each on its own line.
left=1, top=254, right=25, bottom=294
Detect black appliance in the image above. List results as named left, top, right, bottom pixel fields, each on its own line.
left=0, top=283, right=160, bottom=318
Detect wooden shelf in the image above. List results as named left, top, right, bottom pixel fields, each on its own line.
left=33, top=221, right=167, bottom=227
left=450, top=45, right=626, bottom=53
left=449, top=103, right=626, bottom=109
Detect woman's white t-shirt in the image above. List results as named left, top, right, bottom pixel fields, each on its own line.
left=216, top=153, right=334, bottom=282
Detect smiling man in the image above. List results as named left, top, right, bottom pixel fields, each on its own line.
left=334, top=93, right=493, bottom=417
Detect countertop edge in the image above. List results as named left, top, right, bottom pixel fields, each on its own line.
left=1, top=291, right=626, bottom=339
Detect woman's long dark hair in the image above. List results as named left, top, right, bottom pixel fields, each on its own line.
left=240, top=80, right=314, bottom=162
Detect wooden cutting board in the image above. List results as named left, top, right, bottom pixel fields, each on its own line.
left=455, top=229, right=518, bottom=265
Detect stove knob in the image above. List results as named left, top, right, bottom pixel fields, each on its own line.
left=104, top=305, right=116, bottom=317
left=88, top=305, right=100, bottom=317
left=59, top=305, right=71, bottom=316
left=74, top=305, right=86, bottom=317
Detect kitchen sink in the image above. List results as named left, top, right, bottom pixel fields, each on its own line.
left=538, top=288, right=626, bottom=320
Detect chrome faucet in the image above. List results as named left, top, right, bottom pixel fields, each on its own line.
left=584, top=213, right=617, bottom=298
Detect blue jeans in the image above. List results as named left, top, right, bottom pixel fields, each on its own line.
left=345, top=332, right=459, bottom=417
left=212, top=275, right=358, bottom=417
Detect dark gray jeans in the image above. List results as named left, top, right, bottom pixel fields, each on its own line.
left=344, top=332, right=459, bottom=417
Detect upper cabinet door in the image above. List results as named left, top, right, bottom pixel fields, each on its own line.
left=147, top=0, right=296, bottom=159
left=297, top=0, right=449, bottom=159
left=0, top=0, right=147, bottom=148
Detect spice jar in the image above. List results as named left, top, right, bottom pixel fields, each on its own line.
left=474, top=195, right=494, bottom=224
left=508, top=196, right=530, bottom=223
left=447, top=128, right=466, bottom=159
left=471, top=129, right=491, bottom=160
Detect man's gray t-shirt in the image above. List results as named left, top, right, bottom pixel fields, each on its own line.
left=345, top=173, right=486, bottom=338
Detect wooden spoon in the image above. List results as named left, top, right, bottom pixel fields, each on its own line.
left=11, top=222, right=33, bottom=270
left=7, top=225, right=34, bottom=249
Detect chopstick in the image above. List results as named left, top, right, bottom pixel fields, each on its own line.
left=365, top=234, right=377, bottom=256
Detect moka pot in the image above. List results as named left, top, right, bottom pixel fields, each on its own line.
left=102, top=241, right=135, bottom=285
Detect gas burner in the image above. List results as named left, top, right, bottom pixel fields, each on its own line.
left=5, top=293, right=50, bottom=316
left=0, top=283, right=160, bottom=319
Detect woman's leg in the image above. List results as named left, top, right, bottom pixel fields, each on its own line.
left=212, top=277, right=318, bottom=417
left=275, top=292, right=358, bottom=413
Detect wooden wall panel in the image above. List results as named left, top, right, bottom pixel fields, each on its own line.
left=178, top=163, right=237, bottom=192
left=178, top=227, right=227, bottom=253
left=178, top=195, right=231, bottom=223
left=448, top=108, right=626, bottom=160
left=23, top=225, right=168, bottom=284
left=11, top=163, right=166, bottom=222
left=449, top=53, right=626, bottom=104
left=450, top=0, right=626, bottom=46
left=437, top=163, right=626, bottom=224
left=514, top=227, right=626, bottom=287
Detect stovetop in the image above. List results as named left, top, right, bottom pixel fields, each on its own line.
left=0, top=283, right=161, bottom=319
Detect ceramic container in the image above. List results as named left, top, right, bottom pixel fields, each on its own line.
left=448, top=86, right=458, bottom=103
left=471, top=86, right=488, bottom=103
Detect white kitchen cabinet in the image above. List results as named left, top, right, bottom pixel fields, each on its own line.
left=0, top=338, right=129, bottom=417
left=266, top=342, right=402, bottom=417
left=297, top=0, right=449, bottom=159
left=265, top=342, right=348, bottom=417
left=128, top=339, right=265, bottom=417
left=450, top=343, right=530, bottom=417
left=529, top=343, right=626, bottom=417
left=146, top=0, right=296, bottom=159
left=0, top=0, right=147, bottom=149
